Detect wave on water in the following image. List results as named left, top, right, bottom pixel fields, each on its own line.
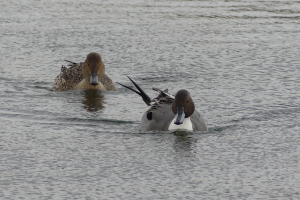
left=0, top=110, right=137, bottom=126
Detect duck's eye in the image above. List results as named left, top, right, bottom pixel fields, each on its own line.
left=187, top=101, right=189, bottom=103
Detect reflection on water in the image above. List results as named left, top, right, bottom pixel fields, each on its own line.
left=81, top=90, right=104, bottom=112
left=172, top=130, right=197, bottom=155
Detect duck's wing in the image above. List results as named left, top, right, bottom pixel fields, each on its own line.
left=140, top=103, right=174, bottom=131
left=190, top=109, right=208, bottom=131
left=142, top=88, right=176, bottom=131
left=53, top=62, right=83, bottom=92
left=100, top=74, right=116, bottom=91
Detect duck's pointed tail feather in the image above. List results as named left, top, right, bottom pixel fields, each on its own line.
left=117, top=76, right=152, bottom=106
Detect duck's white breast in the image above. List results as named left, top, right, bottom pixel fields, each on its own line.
left=168, top=117, right=193, bottom=131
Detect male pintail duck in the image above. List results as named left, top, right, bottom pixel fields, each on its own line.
left=118, top=77, right=208, bottom=131
left=53, top=52, right=116, bottom=92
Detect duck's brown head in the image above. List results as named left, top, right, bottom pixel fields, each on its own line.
left=82, top=52, right=105, bottom=86
left=172, top=89, right=195, bottom=125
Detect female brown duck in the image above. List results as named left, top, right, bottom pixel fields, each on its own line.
left=53, top=52, right=116, bottom=92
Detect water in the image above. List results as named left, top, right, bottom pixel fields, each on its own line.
left=1, top=0, right=300, bottom=199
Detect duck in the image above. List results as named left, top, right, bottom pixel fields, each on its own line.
left=118, top=77, right=208, bottom=131
left=53, top=52, right=116, bottom=92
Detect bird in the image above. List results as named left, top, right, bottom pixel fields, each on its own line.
left=118, top=77, right=207, bottom=131
left=53, top=52, right=116, bottom=92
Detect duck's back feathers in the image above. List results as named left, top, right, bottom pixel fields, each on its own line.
left=53, top=62, right=83, bottom=92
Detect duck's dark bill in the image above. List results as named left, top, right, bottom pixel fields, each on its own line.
left=90, top=71, right=99, bottom=85
left=174, top=107, right=185, bottom=125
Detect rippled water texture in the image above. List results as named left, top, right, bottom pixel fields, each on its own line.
left=1, top=0, right=300, bottom=199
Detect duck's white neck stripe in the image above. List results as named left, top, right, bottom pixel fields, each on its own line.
left=168, top=116, right=193, bottom=130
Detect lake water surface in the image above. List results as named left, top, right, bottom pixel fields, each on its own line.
left=1, top=0, right=300, bottom=199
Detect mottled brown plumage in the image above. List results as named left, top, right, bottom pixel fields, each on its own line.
left=53, top=53, right=116, bottom=92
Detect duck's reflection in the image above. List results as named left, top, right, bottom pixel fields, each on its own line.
left=81, top=90, right=104, bottom=112
left=172, top=130, right=197, bottom=155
